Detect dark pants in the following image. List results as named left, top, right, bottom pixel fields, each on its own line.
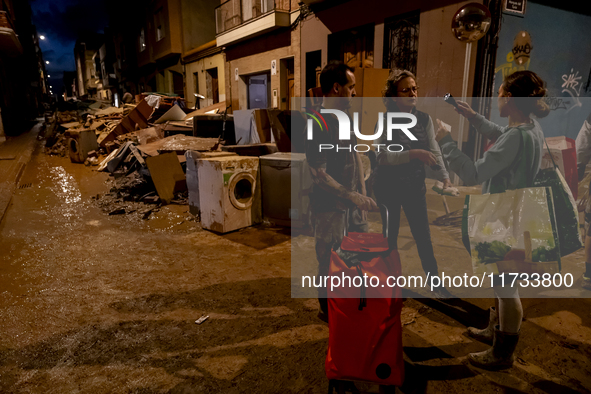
left=314, top=209, right=368, bottom=314
left=376, top=182, right=439, bottom=277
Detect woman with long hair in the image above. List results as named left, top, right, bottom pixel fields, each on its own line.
left=435, top=70, right=550, bottom=369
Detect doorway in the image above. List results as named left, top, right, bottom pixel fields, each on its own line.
left=172, top=71, right=184, bottom=98
left=206, top=67, right=220, bottom=107
left=247, top=72, right=270, bottom=109
left=305, top=50, right=321, bottom=93
left=280, top=57, right=294, bottom=110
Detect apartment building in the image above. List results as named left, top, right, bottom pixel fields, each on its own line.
left=74, top=33, right=104, bottom=98
left=0, top=0, right=47, bottom=135
left=181, top=0, right=224, bottom=110
left=215, top=0, right=301, bottom=113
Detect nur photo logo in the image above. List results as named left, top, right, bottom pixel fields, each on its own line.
left=305, top=108, right=419, bottom=152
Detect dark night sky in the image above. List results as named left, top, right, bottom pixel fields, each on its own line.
left=30, top=0, right=109, bottom=97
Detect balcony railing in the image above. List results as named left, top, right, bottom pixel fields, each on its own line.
left=215, top=0, right=290, bottom=35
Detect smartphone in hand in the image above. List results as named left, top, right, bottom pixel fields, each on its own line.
left=444, top=93, right=458, bottom=109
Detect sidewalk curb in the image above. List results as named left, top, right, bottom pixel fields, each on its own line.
left=0, top=123, right=41, bottom=225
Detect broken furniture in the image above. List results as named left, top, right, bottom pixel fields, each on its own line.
left=136, top=135, right=218, bottom=157
left=192, top=114, right=236, bottom=145
left=145, top=152, right=187, bottom=205
left=99, top=99, right=152, bottom=148
left=232, top=109, right=271, bottom=145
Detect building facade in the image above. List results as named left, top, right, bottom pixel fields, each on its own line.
left=74, top=33, right=104, bottom=99
left=0, top=0, right=47, bottom=136
left=215, top=0, right=300, bottom=113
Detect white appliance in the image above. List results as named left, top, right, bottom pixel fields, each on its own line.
left=260, top=152, right=312, bottom=228
left=198, top=156, right=261, bottom=233
left=185, top=150, right=238, bottom=216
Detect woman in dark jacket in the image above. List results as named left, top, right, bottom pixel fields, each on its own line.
left=374, top=69, right=453, bottom=299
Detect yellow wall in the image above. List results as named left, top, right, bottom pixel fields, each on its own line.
left=185, top=52, right=226, bottom=109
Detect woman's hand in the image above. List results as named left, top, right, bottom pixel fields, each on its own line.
left=442, top=178, right=453, bottom=189
left=409, top=149, right=437, bottom=166
left=455, top=100, right=478, bottom=120
left=435, top=119, right=451, bottom=142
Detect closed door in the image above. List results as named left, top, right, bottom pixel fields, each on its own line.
left=248, top=73, right=269, bottom=109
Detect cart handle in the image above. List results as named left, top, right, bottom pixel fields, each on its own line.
left=343, top=204, right=389, bottom=239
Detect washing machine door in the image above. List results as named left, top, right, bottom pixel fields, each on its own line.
left=228, top=172, right=256, bottom=210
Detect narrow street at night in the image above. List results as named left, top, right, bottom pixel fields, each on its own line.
left=0, top=124, right=590, bottom=393
left=1, top=0, right=591, bottom=392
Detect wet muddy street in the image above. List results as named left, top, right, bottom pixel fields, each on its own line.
left=1, top=140, right=591, bottom=393
left=0, top=144, right=322, bottom=393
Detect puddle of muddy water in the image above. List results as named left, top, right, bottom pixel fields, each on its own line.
left=0, top=150, right=200, bottom=311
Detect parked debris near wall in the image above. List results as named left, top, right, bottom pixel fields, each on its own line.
left=39, top=95, right=235, bottom=219
left=39, top=97, right=302, bottom=233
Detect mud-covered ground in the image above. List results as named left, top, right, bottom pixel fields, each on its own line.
left=1, top=143, right=591, bottom=393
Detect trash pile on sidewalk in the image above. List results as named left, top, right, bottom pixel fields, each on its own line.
left=41, top=96, right=311, bottom=232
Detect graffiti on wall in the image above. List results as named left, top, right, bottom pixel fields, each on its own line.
left=544, top=68, right=584, bottom=112
left=512, top=31, right=532, bottom=65
left=559, top=68, right=583, bottom=113
left=545, top=96, right=567, bottom=111
left=495, top=51, right=530, bottom=80
left=495, top=31, right=532, bottom=80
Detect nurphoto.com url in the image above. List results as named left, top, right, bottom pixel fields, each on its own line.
left=302, top=272, right=575, bottom=292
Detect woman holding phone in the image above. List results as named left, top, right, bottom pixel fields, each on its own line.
left=435, top=70, right=550, bottom=369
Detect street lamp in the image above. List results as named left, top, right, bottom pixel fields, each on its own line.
left=48, top=75, right=50, bottom=78
left=45, top=61, right=49, bottom=64
left=40, top=35, right=45, bottom=40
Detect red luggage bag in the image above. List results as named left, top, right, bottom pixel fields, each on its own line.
left=325, top=208, right=404, bottom=387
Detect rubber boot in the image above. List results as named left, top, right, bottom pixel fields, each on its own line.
left=468, top=325, right=519, bottom=370
left=467, top=307, right=497, bottom=344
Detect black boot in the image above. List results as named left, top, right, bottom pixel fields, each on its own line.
left=468, top=325, right=519, bottom=370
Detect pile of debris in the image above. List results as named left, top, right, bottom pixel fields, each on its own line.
left=93, top=171, right=189, bottom=218
left=41, top=94, right=234, bottom=218
left=41, top=94, right=302, bottom=233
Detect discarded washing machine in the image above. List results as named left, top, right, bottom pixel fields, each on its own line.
left=66, top=129, right=99, bottom=163
left=197, top=156, right=261, bottom=233
left=185, top=150, right=238, bottom=216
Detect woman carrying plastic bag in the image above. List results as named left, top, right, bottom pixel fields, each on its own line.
left=434, top=71, right=550, bottom=370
